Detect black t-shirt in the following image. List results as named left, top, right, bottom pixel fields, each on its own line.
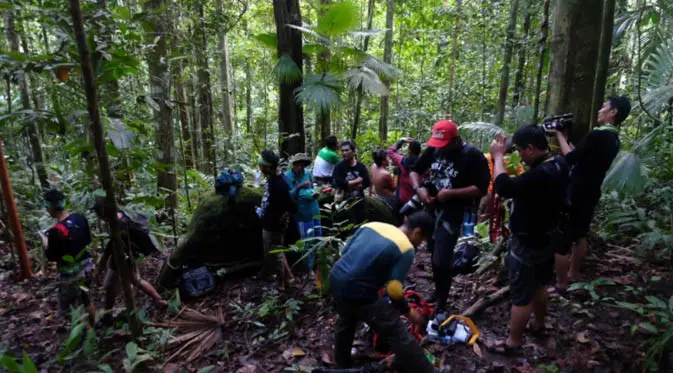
left=494, top=156, right=569, bottom=249
left=45, top=213, right=92, bottom=269
left=565, top=127, right=620, bottom=203
left=412, top=144, right=491, bottom=224
left=332, top=160, right=371, bottom=200
left=261, top=174, right=298, bottom=232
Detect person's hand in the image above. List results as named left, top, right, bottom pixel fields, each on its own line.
left=489, top=135, right=507, bottom=158
left=298, top=181, right=311, bottom=189
left=437, top=188, right=454, bottom=202
left=417, top=187, right=433, bottom=205
left=408, top=309, right=426, bottom=328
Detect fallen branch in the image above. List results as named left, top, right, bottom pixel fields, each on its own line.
left=461, top=286, right=510, bottom=317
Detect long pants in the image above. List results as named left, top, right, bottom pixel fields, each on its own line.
left=334, top=297, right=434, bottom=373
left=430, top=219, right=459, bottom=311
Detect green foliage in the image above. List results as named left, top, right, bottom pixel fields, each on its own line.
left=0, top=352, right=39, bottom=373
left=316, top=1, right=360, bottom=37
left=294, top=73, right=343, bottom=114
left=569, top=277, right=616, bottom=304
left=274, top=55, right=303, bottom=84
left=58, top=306, right=95, bottom=365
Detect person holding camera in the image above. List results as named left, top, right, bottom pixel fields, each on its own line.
left=410, top=120, right=490, bottom=313
left=488, top=126, right=569, bottom=356
left=551, top=96, right=630, bottom=294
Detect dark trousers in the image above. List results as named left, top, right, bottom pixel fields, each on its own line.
left=430, top=219, right=459, bottom=311
left=334, top=297, right=434, bottom=373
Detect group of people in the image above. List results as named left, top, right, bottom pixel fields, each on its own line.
left=322, top=96, right=631, bottom=371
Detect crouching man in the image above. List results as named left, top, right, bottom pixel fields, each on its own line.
left=488, top=126, right=568, bottom=355
left=329, top=211, right=448, bottom=373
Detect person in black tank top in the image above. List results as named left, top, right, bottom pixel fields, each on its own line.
left=43, top=189, right=95, bottom=324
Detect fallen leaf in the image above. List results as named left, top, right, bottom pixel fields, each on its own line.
left=321, top=351, right=334, bottom=365
left=292, top=347, right=305, bottom=357
left=576, top=330, right=590, bottom=344
left=473, top=343, right=483, bottom=358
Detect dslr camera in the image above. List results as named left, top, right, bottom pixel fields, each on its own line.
left=399, top=182, right=438, bottom=215
left=540, top=113, right=574, bottom=133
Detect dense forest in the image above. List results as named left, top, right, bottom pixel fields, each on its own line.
left=1, top=0, right=673, bottom=372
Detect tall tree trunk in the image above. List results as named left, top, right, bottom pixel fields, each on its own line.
left=494, top=0, right=520, bottom=126
left=351, top=0, right=375, bottom=140
left=174, top=60, right=195, bottom=169
left=4, top=11, right=48, bottom=188
left=69, top=0, right=141, bottom=338
left=195, top=4, right=216, bottom=175
left=187, top=66, right=201, bottom=167
left=548, top=0, right=603, bottom=143
left=315, top=0, right=331, bottom=149
left=216, top=0, right=234, bottom=143
left=532, top=0, right=551, bottom=125
left=145, top=0, right=177, bottom=208
left=379, top=0, right=394, bottom=141
left=273, top=0, right=305, bottom=156
left=446, top=0, right=462, bottom=119
left=244, top=22, right=253, bottom=134
left=512, top=1, right=532, bottom=108
left=590, top=0, right=616, bottom=129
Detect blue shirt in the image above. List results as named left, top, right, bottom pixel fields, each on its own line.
left=284, top=169, right=320, bottom=223
left=329, top=222, right=416, bottom=302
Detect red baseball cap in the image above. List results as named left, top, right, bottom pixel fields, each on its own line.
left=427, top=120, right=459, bottom=148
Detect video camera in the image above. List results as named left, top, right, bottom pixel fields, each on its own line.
left=540, top=113, right=574, bottom=133
left=399, top=182, right=438, bottom=216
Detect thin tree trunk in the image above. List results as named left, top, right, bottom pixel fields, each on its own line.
left=379, top=0, right=394, bottom=141
left=532, top=0, right=551, bottom=125
left=512, top=1, right=532, bottom=108
left=4, top=11, right=48, bottom=188
left=590, top=0, right=616, bottom=129
left=187, top=66, right=201, bottom=168
left=446, top=0, right=462, bottom=119
left=494, top=0, right=520, bottom=126
left=244, top=22, right=253, bottom=134
left=174, top=61, right=195, bottom=169
left=548, top=0, right=603, bottom=143
left=216, top=0, right=234, bottom=142
left=145, top=0, right=177, bottom=208
left=195, top=3, right=216, bottom=175
left=315, top=0, right=331, bottom=149
left=69, top=0, right=141, bottom=338
left=352, top=0, right=375, bottom=140
left=273, top=0, right=305, bottom=156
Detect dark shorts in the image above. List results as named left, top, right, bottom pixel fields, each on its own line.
left=558, top=196, right=599, bottom=255
left=506, top=237, right=554, bottom=307
left=58, top=259, right=95, bottom=314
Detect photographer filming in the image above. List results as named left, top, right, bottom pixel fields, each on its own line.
left=410, top=120, right=490, bottom=313
left=550, top=96, right=631, bottom=294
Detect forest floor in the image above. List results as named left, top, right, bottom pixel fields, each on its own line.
left=0, top=236, right=671, bottom=373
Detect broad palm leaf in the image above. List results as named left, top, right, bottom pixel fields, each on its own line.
left=294, top=73, right=343, bottom=113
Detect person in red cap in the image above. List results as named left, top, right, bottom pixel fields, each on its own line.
left=409, top=120, right=490, bottom=313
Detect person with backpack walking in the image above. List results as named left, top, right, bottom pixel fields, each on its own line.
left=92, top=191, right=167, bottom=326
left=42, top=189, right=96, bottom=324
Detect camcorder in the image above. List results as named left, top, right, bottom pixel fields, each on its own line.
left=399, top=182, right=438, bottom=215
left=540, top=113, right=574, bottom=133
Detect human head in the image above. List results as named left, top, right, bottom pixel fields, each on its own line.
left=372, top=150, right=389, bottom=167
left=325, top=135, right=339, bottom=150
left=258, top=150, right=280, bottom=176
left=598, top=96, right=631, bottom=126
left=408, top=140, right=421, bottom=157
left=427, top=120, right=461, bottom=151
left=44, top=189, right=66, bottom=218
left=340, top=140, right=356, bottom=162
left=290, top=153, right=311, bottom=174
left=401, top=211, right=435, bottom=248
left=512, top=125, right=549, bottom=164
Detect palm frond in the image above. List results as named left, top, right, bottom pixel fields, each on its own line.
left=458, top=122, right=506, bottom=139
left=363, top=56, right=399, bottom=80
left=273, top=55, right=302, bottom=85
left=349, top=29, right=388, bottom=38
left=286, top=24, right=332, bottom=45
left=642, top=38, right=673, bottom=114
left=344, top=66, right=388, bottom=96
left=602, top=151, right=650, bottom=196
left=294, top=73, right=343, bottom=114
left=152, top=307, right=226, bottom=363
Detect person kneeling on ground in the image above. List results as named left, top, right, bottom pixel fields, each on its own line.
left=93, top=191, right=167, bottom=326
left=42, top=189, right=96, bottom=325
left=488, top=126, right=569, bottom=355
left=329, top=211, right=448, bottom=373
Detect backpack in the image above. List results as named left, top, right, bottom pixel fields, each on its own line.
left=48, top=214, right=92, bottom=262
left=179, top=265, right=215, bottom=298
left=451, top=236, right=480, bottom=275
left=119, top=211, right=160, bottom=256
left=216, top=168, right=244, bottom=202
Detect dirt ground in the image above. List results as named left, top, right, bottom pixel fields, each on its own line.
left=0, top=238, right=670, bottom=373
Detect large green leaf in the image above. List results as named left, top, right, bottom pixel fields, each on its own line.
left=294, top=73, right=343, bottom=113
left=253, top=33, right=277, bottom=50
left=344, top=66, right=388, bottom=95
left=317, top=1, right=360, bottom=37
left=273, top=55, right=302, bottom=84
left=602, top=151, right=649, bottom=195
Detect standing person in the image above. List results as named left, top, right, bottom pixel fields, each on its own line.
left=284, top=153, right=321, bottom=266
left=42, top=189, right=96, bottom=324
left=387, top=137, right=422, bottom=206
left=93, top=192, right=167, bottom=326
left=410, top=120, right=490, bottom=313
left=329, top=212, right=447, bottom=373
left=369, top=149, right=396, bottom=209
left=258, top=150, right=298, bottom=287
left=487, top=127, right=569, bottom=355
left=332, top=140, right=370, bottom=225
left=313, top=135, right=340, bottom=185
left=551, top=96, right=630, bottom=294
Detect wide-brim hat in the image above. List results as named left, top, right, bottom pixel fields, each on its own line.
left=289, top=153, right=312, bottom=165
